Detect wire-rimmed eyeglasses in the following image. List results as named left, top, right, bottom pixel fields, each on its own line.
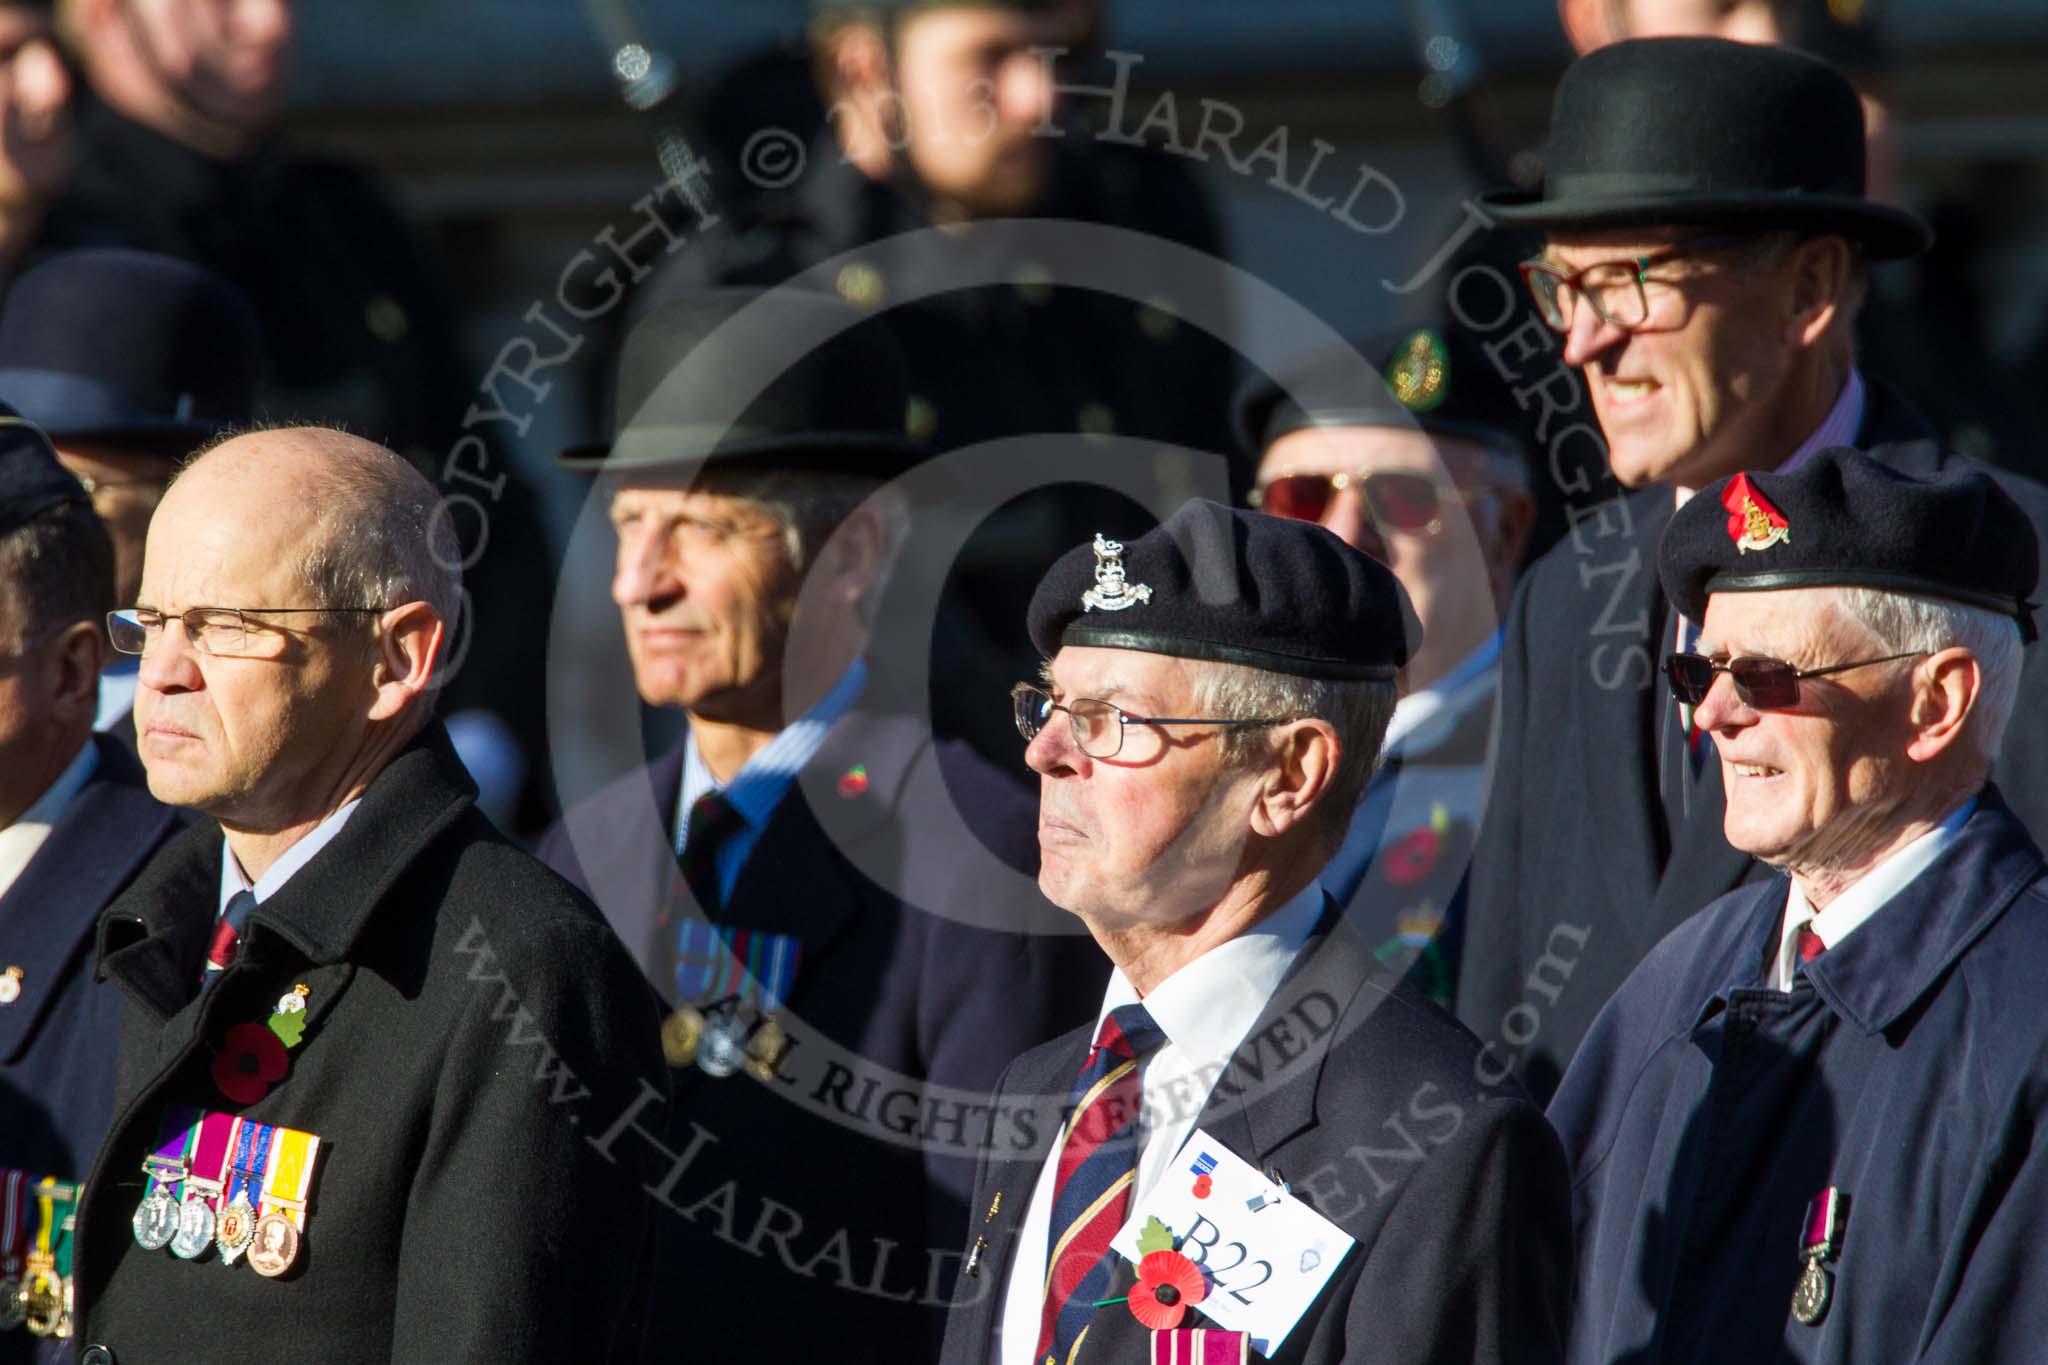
left=108, top=606, right=386, bottom=659
left=1010, top=683, right=1291, bottom=760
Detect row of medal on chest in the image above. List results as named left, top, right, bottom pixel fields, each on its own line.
left=127, top=1108, right=324, bottom=1279
left=1, top=1171, right=75, bottom=1338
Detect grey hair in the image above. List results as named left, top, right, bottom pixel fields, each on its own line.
left=691, top=466, right=908, bottom=620
left=1833, top=587, right=2022, bottom=763
left=1188, top=659, right=1398, bottom=850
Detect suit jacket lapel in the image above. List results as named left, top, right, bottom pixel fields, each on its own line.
left=0, top=738, right=179, bottom=1064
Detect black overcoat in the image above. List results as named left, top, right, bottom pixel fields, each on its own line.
left=71, top=725, right=668, bottom=1364
left=538, top=706, right=1106, bottom=1363
left=938, top=901, right=1574, bottom=1365
left=1456, top=382, right=2048, bottom=1102
left=1549, top=787, right=2048, bottom=1364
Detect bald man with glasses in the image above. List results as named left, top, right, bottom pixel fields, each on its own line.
left=1455, top=36, right=2048, bottom=1103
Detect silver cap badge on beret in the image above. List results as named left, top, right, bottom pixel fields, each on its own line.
left=1081, top=534, right=1152, bottom=613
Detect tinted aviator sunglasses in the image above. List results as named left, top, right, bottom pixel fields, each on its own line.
left=1251, top=469, right=1498, bottom=534
left=1662, top=650, right=1926, bottom=710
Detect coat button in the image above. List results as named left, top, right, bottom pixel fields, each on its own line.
left=83, top=1347, right=117, bottom=1365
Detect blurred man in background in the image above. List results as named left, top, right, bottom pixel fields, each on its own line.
left=0, top=247, right=260, bottom=746
left=0, top=0, right=69, bottom=275
left=0, top=410, right=180, bottom=1365
left=1234, top=325, right=1535, bottom=1004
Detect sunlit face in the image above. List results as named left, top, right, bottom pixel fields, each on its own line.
left=892, top=5, right=1055, bottom=217
left=132, top=461, right=380, bottom=826
left=55, top=442, right=175, bottom=610
left=1622, top=0, right=1788, bottom=44
left=1542, top=228, right=1799, bottom=492
left=0, top=5, right=72, bottom=206
left=1694, top=589, right=1920, bottom=873
left=122, top=0, right=294, bottom=139
left=609, top=485, right=801, bottom=725
left=1024, top=647, right=1264, bottom=927
left=1255, top=427, right=1515, bottom=683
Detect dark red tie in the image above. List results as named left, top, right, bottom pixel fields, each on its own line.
left=675, top=791, right=745, bottom=917
left=204, top=890, right=257, bottom=987
left=1796, top=924, right=1827, bottom=964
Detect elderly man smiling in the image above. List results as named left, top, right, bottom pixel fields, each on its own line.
left=940, top=500, right=1570, bottom=1365
left=1550, top=446, right=2048, bottom=1363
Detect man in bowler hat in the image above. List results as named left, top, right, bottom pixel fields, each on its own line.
left=1233, top=325, right=1536, bottom=1004
left=539, top=288, right=1103, bottom=1363
left=1552, top=447, right=2048, bottom=1363
left=0, top=408, right=181, bottom=1365
left=0, top=247, right=260, bottom=744
left=1457, top=37, right=2048, bottom=1100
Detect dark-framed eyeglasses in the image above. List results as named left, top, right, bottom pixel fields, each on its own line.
left=1010, top=683, right=1292, bottom=760
left=1662, top=650, right=1927, bottom=710
left=108, top=606, right=387, bottom=659
left=1251, top=469, right=1504, bottom=535
left=1518, top=233, right=1759, bottom=333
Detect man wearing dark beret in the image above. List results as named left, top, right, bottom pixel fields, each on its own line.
left=940, top=500, right=1571, bottom=1365
left=0, top=407, right=181, bottom=1363
left=1550, top=446, right=2048, bottom=1363
left=1235, top=325, right=1537, bottom=1005
left=1459, top=34, right=2048, bottom=1101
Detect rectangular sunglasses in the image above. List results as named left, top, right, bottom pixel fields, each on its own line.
left=1663, top=650, right=1926, bottom=709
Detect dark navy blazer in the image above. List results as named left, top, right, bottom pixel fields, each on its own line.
left=939, top=899, right=1573, bottom=1365
left=1550, top=787, right=2048, bottom=1364
left=1458, top=383, right=2048, bottom=1103
left=0, top=735, right=181, bottom=1184
left=540, top=706, right=1106, bottom=1364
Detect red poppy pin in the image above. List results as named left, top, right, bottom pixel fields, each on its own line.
left=213, top=1021, right=289, bottom=1105
left=1130, top=1249, right=1210, bottom=1331
left=836, top=765, right=869, bottom=798
left=1384, top=803, right=1453, bottom=887
left=1723, top=473, right=1790, bottom=554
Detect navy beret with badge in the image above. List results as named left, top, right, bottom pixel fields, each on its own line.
left=0, top=403, right=86, bottom=538
left=1233, top=324, right=1536, bottom=467
left=1658, top=445, right=2040, bottom=642
left=1028, top=498, right=1420, bottom=680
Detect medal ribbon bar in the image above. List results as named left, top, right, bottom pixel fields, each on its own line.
left=225, top=1118, right=275, bottom=1209
left=185, top=1110, right=236, bottom=1205
left=673, top=921, right=801, bottom=1013
left=260, top=1127, right=321, bottom=1230
left=141, top=1104, right=200, bottom=1198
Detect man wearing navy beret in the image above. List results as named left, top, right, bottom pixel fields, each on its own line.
left=941, top=500, right=1570, bottom=1365
left=1551, top=446, right=2048, bottom=1363
left=1461, top=35, right=2048, bottom=1101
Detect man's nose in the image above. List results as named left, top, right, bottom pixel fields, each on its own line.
left=1691, top=668, right=1751, bottom=734
left=612, top=532, right=678, bottom=608
left=1024, top=711, right=1083, bottom=776
left=137, top=618, right=202, bottom=692
left=1560, top=301, right=1629, bottom=370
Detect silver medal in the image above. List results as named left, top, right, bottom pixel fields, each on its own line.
left=169, top=1194, right=215, bottom=1260
left=695, top=1012, right=748, bottom=1078
left=131, top=1187, right=179, bottom=1251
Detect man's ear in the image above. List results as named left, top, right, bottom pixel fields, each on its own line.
left=829, top=20, right=892, bottom=104
left=1248, top=718, right=1340, bottom=840
left=1905, top=646, right=1981, bottom=765
left=1786, top=235, right=1854, bottom=351
left=366, top=602, right=445, bottom=723
left=49, top=618, right=103, bottom=725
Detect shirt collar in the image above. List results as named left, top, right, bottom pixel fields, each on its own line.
left=1773, top=796, right=1975, bottom=990
left=677, top=659, right=869, bottom=841
left=218, top=798, right=365, bottom=916
left=1096, top=879, right=1324, bottom=1064
left=95, top=658, right=140, bottom=733
left=1383, top=631, right=1501, bottom=755
left=1779, top=368, right=1866, bottom=476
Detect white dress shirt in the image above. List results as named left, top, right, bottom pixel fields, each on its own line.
left=0, top=740, right=98, bottom=900
left=217, top=798, right=364, bottom=918
left=1769, top=798, right=1974, bottom=991
left=996, top=882, right=1324, bottom=1365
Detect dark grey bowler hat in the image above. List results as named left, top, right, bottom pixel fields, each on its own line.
left=559, top=288, right=927, bottom=478
left=0, top=248, right=260, bottom=455
left=1481, top=37, right=1930, bottom=260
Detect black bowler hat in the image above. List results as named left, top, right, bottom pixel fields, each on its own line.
left=1028, top=499, right=1419, bottom=680
left=1233, top=324, right=1536, bottom=466
left=0, top=249, right=260, bottom=454
left=0, top=404, right=87, bottom=538
left=559, top=288, right=927, bottom=478
left=1481, top=37, right=1929, bottom=260
left=1659, top=446, right=2039, bottom=642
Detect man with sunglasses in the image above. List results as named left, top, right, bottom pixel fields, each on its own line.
left=1456, top=35, right=2048, bottom=1102
left=941, top=499, right=1571, bottom=1365
left=1233, top=325, right=1535, bottom=1004
left=1548, top=446, right=2048, bottom=1363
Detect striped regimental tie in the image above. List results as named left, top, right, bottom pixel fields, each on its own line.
left=675, top=790, right=745, bottom=917
left=1037, top=1002, right=1168, bottom=1365
left=202, top=890, right=257, bottom=988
